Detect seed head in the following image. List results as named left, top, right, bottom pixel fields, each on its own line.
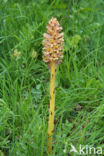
left=43, top=17, right=64, bottom=63
left=12, top=49, right=21, bottom=59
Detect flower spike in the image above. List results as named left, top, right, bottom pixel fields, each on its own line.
left=43, top=17, right=64, bottom=154
left=43, top=17, right=64, bottom=64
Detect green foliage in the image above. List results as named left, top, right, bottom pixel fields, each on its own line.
left=0, top=0, right=104, bottom=155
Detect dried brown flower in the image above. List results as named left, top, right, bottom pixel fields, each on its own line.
left=43, top=17, right=64, bottom=63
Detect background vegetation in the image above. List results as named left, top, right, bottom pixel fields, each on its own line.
left=0, top=0, right=104, bottom=155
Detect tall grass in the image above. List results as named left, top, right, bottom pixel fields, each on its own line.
left=0, top=0, right=104, bottom=155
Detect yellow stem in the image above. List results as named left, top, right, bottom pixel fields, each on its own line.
left=48, top=61, right=56, bottom=154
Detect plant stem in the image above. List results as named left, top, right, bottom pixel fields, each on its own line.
left=48, top=61, right=56, bottom=154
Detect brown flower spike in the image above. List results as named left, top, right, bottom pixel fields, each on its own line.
left=43, top=17, right=64, bottom=154
left=43, top=17, right=64, bottom=63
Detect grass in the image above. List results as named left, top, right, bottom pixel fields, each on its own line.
left=0, top=0, right=104, bottom=155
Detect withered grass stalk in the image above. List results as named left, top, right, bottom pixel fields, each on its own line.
left=42, top=17, right=64, bottom=154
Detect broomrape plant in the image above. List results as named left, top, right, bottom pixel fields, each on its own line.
left=42, top=17, right=64, bottom=154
